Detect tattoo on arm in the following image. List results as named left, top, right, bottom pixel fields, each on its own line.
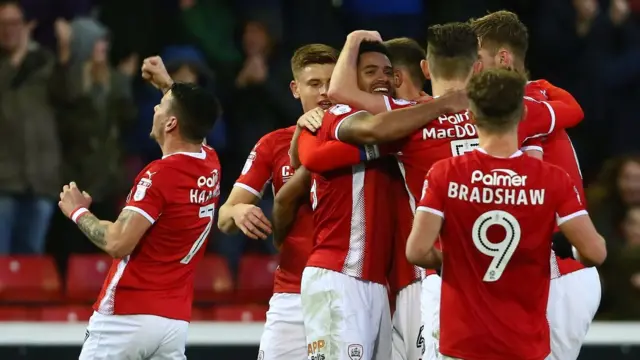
left=76, top=210, right=134, bottom=252
left=76, top=213, right=108, bottom=250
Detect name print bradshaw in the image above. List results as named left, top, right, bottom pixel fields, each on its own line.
left=447, top=169, right=545, bottom=205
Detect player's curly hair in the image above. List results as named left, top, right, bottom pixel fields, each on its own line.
left=384, top=37, right=426, bottom=87
left=470, top=10, right=529, bottom=60
left=357, top=40, right=391, bottom=64
left=467, top=68, right=525, bottom=133
left=426, top=22, right=478, bottom=80
left=290, top=44, right=339, bottom=77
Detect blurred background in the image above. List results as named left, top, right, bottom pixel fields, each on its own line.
left=0, top=0, right=638, bottom=358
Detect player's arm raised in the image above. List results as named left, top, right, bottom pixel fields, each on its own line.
left=272, top=167, right=311, bottom=250
left=327, top=30, right=390, bottom=115
left=406, top=166, right=446, bottom=269
left=336, top=90, right=467, bottom=145
left=218, top=138, right=273, bottom=239
left=58, top=182, right=153, bottom=259
left=555, top=171, right=607, bottom=266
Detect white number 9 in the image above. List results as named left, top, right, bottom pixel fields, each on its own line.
left=472, top=210, right=521, bottom=282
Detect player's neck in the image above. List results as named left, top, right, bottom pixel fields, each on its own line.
left=431, top=80, right=467, bottom=98
left=477, top=130, right=520, bottom=158
left=396, top=83, right=422, bottom=101
left=161, top=137, right=203, bottom=158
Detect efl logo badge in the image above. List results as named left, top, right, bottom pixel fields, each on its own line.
left=257, top=350, right=264, bottom=360
left=347, top=344, right=363, bottom=360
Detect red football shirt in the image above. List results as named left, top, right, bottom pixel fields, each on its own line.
left=94, top=146, right=221, bottom=322
left=521, top=81, right=587, bottom=276
left=306, top=104, right=395, bottom=285
left=234, top=126, right=313, bottom=294
left=417, top=149, right=586, bottom=360
left=387, top=97, right=479, bottom=291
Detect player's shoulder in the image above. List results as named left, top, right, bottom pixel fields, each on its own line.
left=427, top=156, right=456, bottom=177
left=268, top=126, right=296, bottom=142
left=326, top=103, right=365, bottom=119
left=525, top=80, right=549, bottom=101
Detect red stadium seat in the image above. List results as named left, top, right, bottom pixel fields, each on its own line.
left=0, top=256, right=62, bottom=302
left=0, top=306, right=39, bottom=321
left=193, top=255, right=234, bottom=303
left=211, top=304, right=268, bottom=322
left=66, top=254, right=112, bottom=302
left=190, top=306, right=208, bottom=321
left=237, top=254, right=278, bottom=303
left=40, top=306, right=93, bottom=322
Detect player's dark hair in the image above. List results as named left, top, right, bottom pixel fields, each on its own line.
left=426, top=22, right=478, bottom=80
left=290, top=44, right=339, bottom=77
left=470, top=11, right=529, bottom=61
left=357, top=40, right=391, bottom=64
left=168, top=82, right=221, bottom=144
left=384, top=37, right=426, bottom=88
left=466, top=68, right=525, bottom=133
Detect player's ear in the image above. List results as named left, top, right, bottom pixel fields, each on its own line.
left=290, top=80, right=300, bottom=99
left=498, top=48, right=513, bottom=68
left=473, top=59, right=483, bottom=74
left=165, top=116, right=178, bottom=133
left=420, top=59, right=431, bottom=80
left=393, top=68, right=403, bottom=89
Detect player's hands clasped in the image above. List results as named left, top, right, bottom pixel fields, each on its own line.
left=232, top=204, right=272, bottom=240
left=141, top=56, right=173, bottom=92
left=297, top=107, right=324, bottom=133
left=58, top=182, right=93, bottom=218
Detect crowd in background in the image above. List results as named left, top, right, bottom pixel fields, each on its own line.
left=0, top=0, right=638, bottom=320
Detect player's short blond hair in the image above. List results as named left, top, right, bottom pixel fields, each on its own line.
left=467, top=68, right=526, bottom=133
left=470, top=11, right=528, bottom=60
left=290, top=44, right=339, bottom=78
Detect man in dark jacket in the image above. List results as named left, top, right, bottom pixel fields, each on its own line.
left=0, top=1, right=63, bottom=254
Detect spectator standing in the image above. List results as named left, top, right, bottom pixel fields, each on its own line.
left=52, top=17, right=137, bottom=254
left=0, top=1, right=63, bottom=254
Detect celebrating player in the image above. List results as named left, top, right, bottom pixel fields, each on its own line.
left=406, top=68, right=606, bottom=360
left=286, top=32, right=469, bottom=360
left=383, top=37, right=429, bottom=101
left=217, top=44, right=339, bottom=360
left=296, top=24, right=480, bottom=360
left=470, top=11, right=600, bottom=359
left=58, top=57, right=221, bottom=359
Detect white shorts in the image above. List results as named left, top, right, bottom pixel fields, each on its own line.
left=421, top=274, right=442, bottom=360
left=392, top=281, right=424, bottom=360
left=258, top=293, right=307, bottom=360
left=301, top=267, right=392, bottom=360
left=546, top=267, right=601, bottom=360
left=80, top=311, right=188, bottom=360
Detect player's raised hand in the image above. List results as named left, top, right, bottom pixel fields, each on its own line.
left=58, top=182, right=92, bottom=218
left=297, top=107, right=324, bottom=133
left=347, top=30, right=383, bottom=44
left=141, top=56, right=173, bottom=92
left=232, top=204, right=272, bottom=240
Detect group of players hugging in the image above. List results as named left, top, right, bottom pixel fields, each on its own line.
left=57, top=9, right=606, bottom=360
